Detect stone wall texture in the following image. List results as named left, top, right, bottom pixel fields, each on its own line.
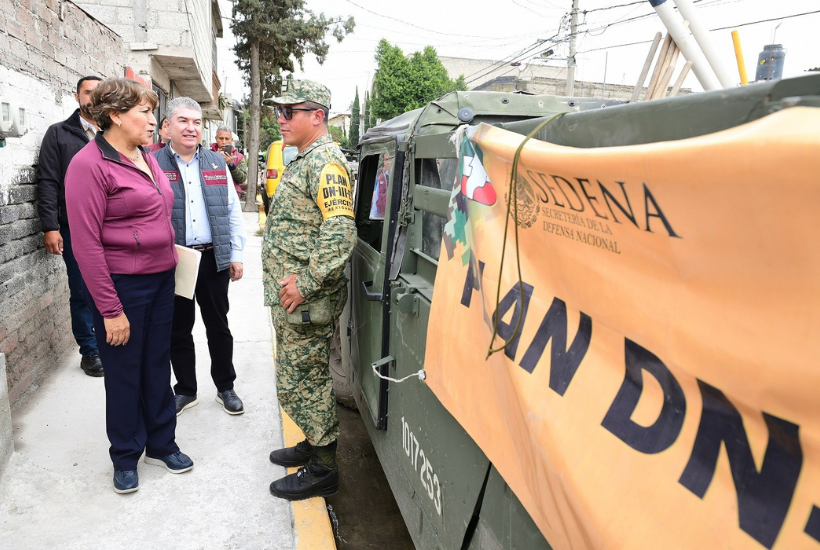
left=0, top=0, right=124, bottom=407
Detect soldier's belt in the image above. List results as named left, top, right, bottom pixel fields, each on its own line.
left=286, top=294, right=336, bottom=326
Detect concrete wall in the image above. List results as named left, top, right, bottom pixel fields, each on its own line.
left=475, top=75, right=690, bottom=101
left=75, top=0, right=216, bottom=100
left=0, top=354, right=11, bottom=475
left=440, top=56, right=566, bottom=89
left=0, top=0, right=124, bottom=416
left=442, top=56, right=690, bottom=101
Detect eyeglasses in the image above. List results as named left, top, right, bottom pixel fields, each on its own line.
left=275, top=106, right=318, bottom=120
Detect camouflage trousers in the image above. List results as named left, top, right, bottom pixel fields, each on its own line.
left=271, top=289, right=346, bottom=447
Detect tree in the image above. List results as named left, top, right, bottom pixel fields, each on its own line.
left=328, top=125, right=348, bottom=148
left=349, top=87, right=360, bottom=147
left=259, top=110, right=282, bottom=152
left=371, top=39, right=467, bottom=121
left=236, top=103, right=280, bottom=160
left=369, top=102, right=377, bottom=129
left=363, top=91, right=372, bottom=133
left=231, top=0, right=354, bottom=211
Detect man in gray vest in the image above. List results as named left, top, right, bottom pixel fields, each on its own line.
left=153, top=97, right=247, bottom=416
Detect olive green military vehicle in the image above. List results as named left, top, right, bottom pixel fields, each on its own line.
left=335, top=75, right=820, bottom=549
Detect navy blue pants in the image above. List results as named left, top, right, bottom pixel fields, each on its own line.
left=60, top=226, right=99, bottom=358
left=85, top=269, right=179, bottom=471
left=171, top=249, right=236, bottom=396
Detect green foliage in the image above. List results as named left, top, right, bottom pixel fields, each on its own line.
left=260, top=109, right=282, bottom=151
left=328, top=125, right=349, bottom=148
left=237, top=107, right=281, bottom=152
left=371, top=39, right=467, bottom=121
left=363, top=91, right=372, bottom=133
left=349, top=87, right=360, bottom=146
left=231, top=0, right=355, bottom=100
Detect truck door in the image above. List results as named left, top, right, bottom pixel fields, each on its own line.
left=349, top=144, right=398, bottom=428
left=384, top=153, right=497, bottom=549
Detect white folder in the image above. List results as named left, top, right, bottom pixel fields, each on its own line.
left=174, top=245, right=202, bottom=300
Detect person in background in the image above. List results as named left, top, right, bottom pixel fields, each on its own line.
left=210, top=125, right=246, bottom=196
left=263, top=79, right=356, bottom=501
left=148, top=117, right=170, bottom=152
left=37, top=75, right=104, bottom=377
left=65, top=78, right=193, bottom=494
left=154, top=98, right=247, bottom=417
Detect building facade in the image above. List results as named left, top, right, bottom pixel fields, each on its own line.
left=73, top=0, right=225, bottom=140
left=0, top=0, right=125, bottom=473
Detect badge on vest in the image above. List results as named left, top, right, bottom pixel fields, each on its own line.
left=164, top=171, right=179, bottom=182
left=317, top=163, right=354, bottom=220
left=202, top=170, right=227, bottom=186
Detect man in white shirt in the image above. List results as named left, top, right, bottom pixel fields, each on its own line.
left=153, top=97, right=247, bottom=416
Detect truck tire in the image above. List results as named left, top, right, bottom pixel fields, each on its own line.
left=331, top=318, right=357, bottom=410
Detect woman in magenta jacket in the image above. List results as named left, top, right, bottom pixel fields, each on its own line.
left=65, top=78, right=193, bottom=494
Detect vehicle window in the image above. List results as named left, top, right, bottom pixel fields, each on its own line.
left=355, top=152, right=390, bottom=252
left=419, top=158, right=458, bottom=261
left=368, top=153, right=393, bottom=221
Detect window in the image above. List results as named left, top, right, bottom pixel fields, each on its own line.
left=419, top=158, right=458, bottom=261
left=368, top=153, right=393, bottom=220
left=355, top=151, right=394, bottom=252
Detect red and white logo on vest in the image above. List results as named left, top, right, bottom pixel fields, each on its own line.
left=202, top=170, right=227, bottom=186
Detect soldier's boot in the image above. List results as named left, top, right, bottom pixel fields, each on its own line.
left=269, top=440, right=339, bottom=501
left=269, top=439, right=313, bottom=467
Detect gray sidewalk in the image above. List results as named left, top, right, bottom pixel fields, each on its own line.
left=0, top=213, right=297, bottom=549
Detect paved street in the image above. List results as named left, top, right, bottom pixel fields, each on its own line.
left=0, top=213, right=319, bottom=549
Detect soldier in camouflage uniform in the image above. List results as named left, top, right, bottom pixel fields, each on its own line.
left=262, top=79, right=356, bottom=501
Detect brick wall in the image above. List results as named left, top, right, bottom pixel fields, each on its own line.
left=0, top=0, right=124, bottom=407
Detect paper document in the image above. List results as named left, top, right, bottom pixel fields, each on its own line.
left=174, top=245, right=202, bottom=299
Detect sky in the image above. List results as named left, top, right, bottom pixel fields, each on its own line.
left=217, top=0, right=820, bottom=116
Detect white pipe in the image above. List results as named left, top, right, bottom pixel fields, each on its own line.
left=648, top=0, right=721, bottom=90
left=672, top=0, right=734, bottom=88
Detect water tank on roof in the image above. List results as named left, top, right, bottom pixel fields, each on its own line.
left=755, top=44, right=786, bottom=81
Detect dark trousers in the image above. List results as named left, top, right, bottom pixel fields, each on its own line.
left=171, top=249, right=236, bottom=396
left=60, top=226, right=99, bottom=357
left=85, top=269, right=179, bottom=470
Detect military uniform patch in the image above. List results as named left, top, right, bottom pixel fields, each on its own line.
left=317, top=163, right=354, bottom=220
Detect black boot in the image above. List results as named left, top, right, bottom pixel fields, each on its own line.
left=269, top=439, right=313, bottom=467
left=269, top=441, right=339, bottom=500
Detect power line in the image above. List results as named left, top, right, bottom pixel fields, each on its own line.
left=577, top=8, right=820, bottom=54
left=462, top=40, right=545, bottom=80
left=582, top=1, right=645, bottom=14
left=464, top=39, right=558, bottom=85
left=340, top=0, right=496, bottom=39
left=711, top=9, right=820, bottom=31
left=578, top=39, right=653, bottom=54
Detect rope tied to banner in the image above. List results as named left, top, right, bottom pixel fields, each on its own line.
left=487, top=112, right=566, bottom=358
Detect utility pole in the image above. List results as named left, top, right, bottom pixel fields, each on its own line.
left=566, top=0, right=578, bottom=97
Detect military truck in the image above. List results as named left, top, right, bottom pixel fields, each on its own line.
left=334, top=75, right=820, bottom=549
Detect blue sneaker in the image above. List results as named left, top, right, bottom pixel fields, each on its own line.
left=144, top=451, right=194, bottom=474
left=113, top=470, right=139, bottom=494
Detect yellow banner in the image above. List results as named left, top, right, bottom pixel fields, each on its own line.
left=425, top=108, right=820, bottom=549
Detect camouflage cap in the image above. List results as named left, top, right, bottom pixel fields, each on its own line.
left=268, top=79, right=331, bottom=109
